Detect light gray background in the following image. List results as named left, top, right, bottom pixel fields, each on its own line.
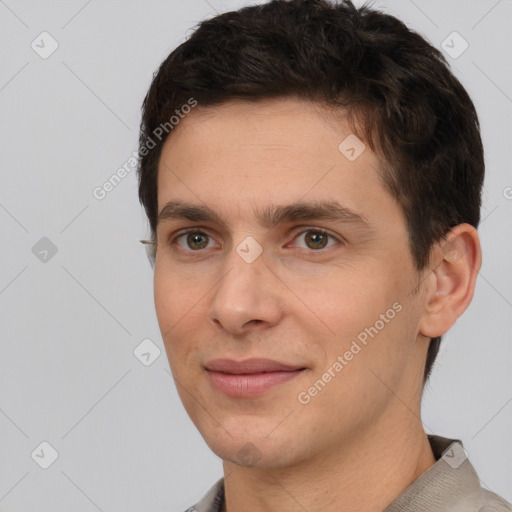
left=0, top=0, right=511, bottom=510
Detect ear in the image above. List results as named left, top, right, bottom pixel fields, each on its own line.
left=418, top=223, right=482, bottom=338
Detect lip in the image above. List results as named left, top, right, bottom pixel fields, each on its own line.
left=205, top=358, right=307, bottom=398
left=205, top=358, right=305, bottom=374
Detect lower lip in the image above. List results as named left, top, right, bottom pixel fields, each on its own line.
left=207, top=369, right=305, bottom=398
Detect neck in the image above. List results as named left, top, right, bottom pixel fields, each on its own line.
left=222, top=407, right=436, bottom=512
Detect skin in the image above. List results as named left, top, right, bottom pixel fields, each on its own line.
left=153, top=97, right=481, bottom=512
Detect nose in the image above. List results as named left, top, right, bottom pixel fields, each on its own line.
left=207, top=241, right=284, bottom=335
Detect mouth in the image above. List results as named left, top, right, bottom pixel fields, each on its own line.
left=204, top=358, right=307, bottom=397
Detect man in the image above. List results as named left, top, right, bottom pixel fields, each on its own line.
left=136, top=1, right=511, bottom=510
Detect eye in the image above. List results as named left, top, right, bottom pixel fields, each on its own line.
left=173, top=230, right=219, bottom=251
left=169, top=227, right=342, bottom=254
left=290, top=228, right=341, bottom=251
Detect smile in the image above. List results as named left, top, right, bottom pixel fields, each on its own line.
left=206, top=369, right=306, bottom=397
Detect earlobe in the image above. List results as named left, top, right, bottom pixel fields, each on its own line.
left=418, top=224, right=482, bottom=338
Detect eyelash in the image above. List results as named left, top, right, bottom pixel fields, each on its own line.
left=169, top=227, right=342, bottom=254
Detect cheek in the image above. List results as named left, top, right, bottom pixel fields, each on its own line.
left=290, top=264, right=397, bottom=336
left=154, top=269, right=192, bottom=362
left=153, top=266, right=211, bottom=368
left=302, top=262, right=416, bottom=372
left=153, top=269, right=175, bottom=331
left=153, top=265, right=202, bottom=329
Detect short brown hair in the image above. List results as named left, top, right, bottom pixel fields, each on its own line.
left=137, top=0, right=484, bottom=383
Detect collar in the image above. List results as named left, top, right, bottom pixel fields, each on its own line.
left=192, top=435, right=504, bottom=512
left=384, top=435, right=482, bottom=511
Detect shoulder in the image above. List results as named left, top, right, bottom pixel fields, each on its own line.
left=478, top=488, right=512, bottom=511
left=182, top=478, right=225, bottom=512
left=386, top=435, right=511, bottom=512
left=445, top=487, right=512, bottom=512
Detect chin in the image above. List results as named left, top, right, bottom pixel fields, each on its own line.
left=202, top=426, right=305, bottom=470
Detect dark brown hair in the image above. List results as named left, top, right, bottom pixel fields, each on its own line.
left=137, top=0, right=484, bottom=383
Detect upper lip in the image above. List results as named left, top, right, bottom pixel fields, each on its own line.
left=205, top=358, right=306, bottom=374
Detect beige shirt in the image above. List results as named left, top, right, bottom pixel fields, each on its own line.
left=186, top=435, right=511, bottom=512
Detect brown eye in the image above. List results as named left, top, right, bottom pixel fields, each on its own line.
left=293, top=229, right=339, bottom=251
left=304, top=231, right=328, bottom=249
left=174, top=230, right=217, bottom=251
left=188, top=232, right=209, bottom=250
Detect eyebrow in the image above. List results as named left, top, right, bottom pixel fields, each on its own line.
left=157, top=200, right=371, bottom=231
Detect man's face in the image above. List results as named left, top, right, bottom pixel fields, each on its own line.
left=154, top=98, right=431, bottom=469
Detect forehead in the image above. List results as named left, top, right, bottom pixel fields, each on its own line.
left=163, top=97, right=357, bottom=151
left=155, top=97, right=399, bottom=229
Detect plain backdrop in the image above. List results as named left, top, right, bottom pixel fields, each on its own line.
left=0, top=0, right=511, bottom=510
